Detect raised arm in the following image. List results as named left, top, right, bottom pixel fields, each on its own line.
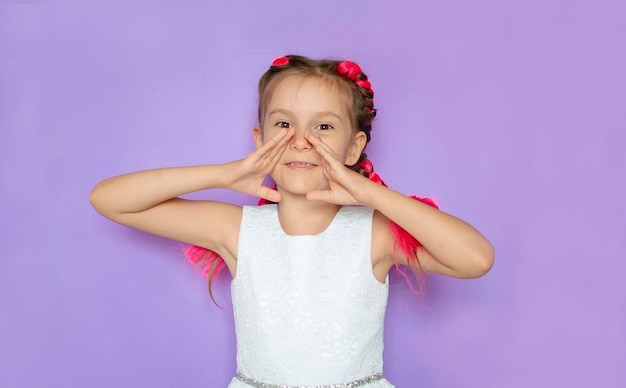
left=90, top=127, right=295, bottom=264
left=305, top=132, right=494, bottom=278
left=367, top=187, right=494, bottom=278
left=90, top=165, right=243, bottom=256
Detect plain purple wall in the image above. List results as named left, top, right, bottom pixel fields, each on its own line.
left=1, top=0, right=624, bottom=387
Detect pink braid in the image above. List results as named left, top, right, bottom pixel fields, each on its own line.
left=359, top=159, right=439, bottom=294
left=336, top=60, right=362, bottom=80
left=185, top=193, right=274, bottom=284
left=337, top=60, right=375, bottom=118
left=185, top=245, right=223, bottom=277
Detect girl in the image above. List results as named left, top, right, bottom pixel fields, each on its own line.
left=90, top=55, right=494, bottom=387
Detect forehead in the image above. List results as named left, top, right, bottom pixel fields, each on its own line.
left=266, top=74, right=351, bottom=115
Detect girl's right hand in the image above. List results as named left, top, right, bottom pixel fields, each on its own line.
left=223, top=127, right=294, bottom=202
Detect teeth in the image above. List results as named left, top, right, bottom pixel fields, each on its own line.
left=288, top=162, right=315, bottom=167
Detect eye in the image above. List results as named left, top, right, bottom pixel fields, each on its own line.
left=315, top=123, right=334, bottom=131
left=275, top=121, right=292, bottom=129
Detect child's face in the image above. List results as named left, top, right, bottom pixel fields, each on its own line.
left=254, top=75, right=366, bottom=195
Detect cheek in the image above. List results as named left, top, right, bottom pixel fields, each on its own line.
left=261, top=126, right=279, bottom=142
left=326, top=141, right=350, bottom=162
left=342, top=134, right=357, bottom=157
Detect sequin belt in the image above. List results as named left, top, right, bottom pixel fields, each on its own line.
left=236, top=372, right=385, bottom=388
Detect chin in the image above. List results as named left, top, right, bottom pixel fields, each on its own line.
left=280, top=184, right=321, bottom=197
left=274, top=179, right=329, bottom=197
left=272, top=170, right=328, bottom=195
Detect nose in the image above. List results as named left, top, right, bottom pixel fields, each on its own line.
left=290, top=128, right=312, bottom=151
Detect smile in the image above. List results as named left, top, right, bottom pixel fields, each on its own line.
left=286, top=162, right=317, bottom=167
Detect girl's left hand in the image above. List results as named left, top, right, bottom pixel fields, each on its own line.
left=304, top=132, right=374, bottom=205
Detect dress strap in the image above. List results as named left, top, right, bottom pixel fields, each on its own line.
left=236, top=372, right=384, bottom=388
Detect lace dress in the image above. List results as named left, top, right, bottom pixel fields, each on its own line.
left=228, top=205, right=394, bottom=387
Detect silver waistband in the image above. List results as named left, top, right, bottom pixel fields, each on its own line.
left=236, top=372, right=384, bottom=388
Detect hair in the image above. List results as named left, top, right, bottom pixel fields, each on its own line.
left=186, top=54, right=438, bottom=304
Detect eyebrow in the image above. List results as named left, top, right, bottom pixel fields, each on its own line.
left=268, top=109, right=343, bottom=120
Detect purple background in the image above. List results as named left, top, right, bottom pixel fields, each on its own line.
left=1, top=0, right=625, bottom=387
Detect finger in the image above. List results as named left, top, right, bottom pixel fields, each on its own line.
left=258, top=185, right=282, bottom=203
left=256, top=128, right=294, bottom=166
left=304, top=130, right=321, bottom=144
left=258, top=129, right=293, bottom=174
left=270, top=136, right=291, bottom=165
left=268, top=126, right=293, bottom=145
left=317, top=146, right=343, bottom=179
left=306, top=132, right=341, bottom=162
left=306, top=189, right=333, bottom=203
left=252, top=128, right=292, bottom=162
left=318, top=155, right=334, bottom=176
left=247, top=130, right=283, bottom=164
left=265, top=127, right=294, bottom=162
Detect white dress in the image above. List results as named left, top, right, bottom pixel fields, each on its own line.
left=228, top=204, right=394, bottom=388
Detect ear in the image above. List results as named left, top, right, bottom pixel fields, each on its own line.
left=346, top=131, right=367, bottom=166
left=253, top=126, right=264, bottom=149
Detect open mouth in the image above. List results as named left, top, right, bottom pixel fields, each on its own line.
left=286, top=162, right=317, bottom=167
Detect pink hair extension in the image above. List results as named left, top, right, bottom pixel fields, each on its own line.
left=185, top=244, right=227, bottom=306
left=185, top=195, right=273, bottom=283
left=184, top=245, right=224, bottom=277
left=358, top=158, right=439, bottom=294
left=389, top=195, right=439, bottom=295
